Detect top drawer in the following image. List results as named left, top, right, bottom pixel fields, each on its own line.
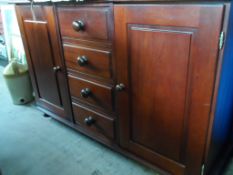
left=57, top=6, right=112, bottom=41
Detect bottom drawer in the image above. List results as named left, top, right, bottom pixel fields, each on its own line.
left=72, top=103, right=115, bottom=140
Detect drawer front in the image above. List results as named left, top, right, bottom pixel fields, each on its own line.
left=64, top=44, right=112, bottom=79
left=57, top=6, right=112, bottom=41
left=68, top=75, right=113, bottom=110
left=73, top=103, right=114, bottom=139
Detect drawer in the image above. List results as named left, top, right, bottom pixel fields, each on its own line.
left=68, top=75, right=113, bottom=111
left=72, top=103, right=114, bottom=139
left=64, top=44, right=112, bottom=79
left=57, top=6, right=112, bottom=41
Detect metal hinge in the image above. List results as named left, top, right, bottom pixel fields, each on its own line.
left=219, top=31, right=225, bottom=50
left=201, top=164, right=205, bottom=175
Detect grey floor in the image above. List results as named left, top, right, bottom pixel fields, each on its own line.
left=0, top=65, right=160, bottom=175
left=0, top=64, right=233, bottom=175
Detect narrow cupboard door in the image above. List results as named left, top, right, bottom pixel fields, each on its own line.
left=16, top=6, right=72, bottom=121
left=114, top=4, right=224, bottom=175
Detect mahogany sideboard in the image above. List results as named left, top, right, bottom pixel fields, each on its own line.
left=15, top=1, right=233, bottom=174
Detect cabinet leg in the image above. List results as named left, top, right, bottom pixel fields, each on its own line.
left=43, top=113, right=50, bottom=118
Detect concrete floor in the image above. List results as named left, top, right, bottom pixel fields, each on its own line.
left=0, top=64, right=233, bottom=175
left=0, top=65, right=160, bottom=175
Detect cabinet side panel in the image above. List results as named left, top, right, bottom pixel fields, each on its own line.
left=206, top=3, right=233, bottom=174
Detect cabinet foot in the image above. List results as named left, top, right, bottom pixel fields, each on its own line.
left=43, top=113, right=50, bottom=118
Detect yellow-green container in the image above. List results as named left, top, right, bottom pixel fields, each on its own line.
left=3, top=61, right=34, bottom=105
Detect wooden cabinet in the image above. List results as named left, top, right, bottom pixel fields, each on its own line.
left=15, top=2, right=233, bottom=175
left=114, top=4, right=224, bottom=175
left=15, top=6, right=72, bottom=121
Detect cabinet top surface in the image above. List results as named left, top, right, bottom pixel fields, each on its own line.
left=4, top=0, right=230, bottom=4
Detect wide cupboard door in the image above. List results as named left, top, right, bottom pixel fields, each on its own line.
left=16, top=6, right=72, bottom=121
left=114, top=4, right=224, bottom=175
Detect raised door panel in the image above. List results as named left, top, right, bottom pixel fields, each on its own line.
left=129, top=25, right=192, bottom=162
left=24, top=21, right=61, bottom=106
left=114, top=4, right=224, bottom=175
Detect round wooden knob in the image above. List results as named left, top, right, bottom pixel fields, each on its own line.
left=80, top=88, right=91, bottom=98
left=53, top=66, right=61, bottom=72
left=72, top=20, right=85, bottom=32
left=84, top=116, right=95, bottom=126
left=115, top=83, right=125, bottom=91
left=77, top=56, right=88, bottom=66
